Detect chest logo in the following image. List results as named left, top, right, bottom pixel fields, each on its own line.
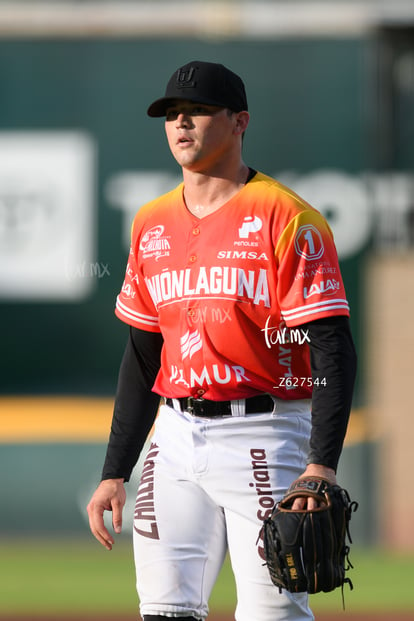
left=140, top=225, right=171, bottom=260
left=238, top=215, right=262, bottom=239
left=181, top=329, right=203, bottom=360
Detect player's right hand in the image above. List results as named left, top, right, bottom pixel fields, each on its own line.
left=87, top=478, right=126, bottom=550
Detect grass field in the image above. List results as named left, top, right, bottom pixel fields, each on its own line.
left=1, top=537, right=414, bottom=616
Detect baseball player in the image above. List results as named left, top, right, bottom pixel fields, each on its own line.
left=87, top=60, right=357, bottom=621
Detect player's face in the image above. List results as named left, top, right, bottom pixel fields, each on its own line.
left=164, top=100, right=245, bottom=172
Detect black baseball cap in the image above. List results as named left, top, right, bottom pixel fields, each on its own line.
left=147, top=60, right=248, bottom=117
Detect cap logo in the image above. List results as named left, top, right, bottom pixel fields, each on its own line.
left=176, top=67, right=196, bottom=89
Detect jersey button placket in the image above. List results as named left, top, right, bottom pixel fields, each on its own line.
left=186, top=224, right=200, bottom=325
left=189, top=226, right=200, bottom=264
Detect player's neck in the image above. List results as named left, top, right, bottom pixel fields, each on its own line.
left=182, top=162, right=250, bottom=218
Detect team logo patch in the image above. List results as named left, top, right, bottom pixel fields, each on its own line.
left=140, top=225, right=171, bottom=260
left=294, top=224, right=324, bottom=260
left=176, top=66, right=196, bottom=89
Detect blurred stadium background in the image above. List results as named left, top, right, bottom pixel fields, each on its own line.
left=1, top=0, right=414, bottom=607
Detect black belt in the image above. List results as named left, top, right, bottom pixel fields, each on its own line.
left=165, top=394, right=274, bottom=417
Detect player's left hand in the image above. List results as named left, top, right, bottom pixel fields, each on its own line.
left=261, top=473, right=357, bottom=594
left=291, top=464, right=337, bottom=510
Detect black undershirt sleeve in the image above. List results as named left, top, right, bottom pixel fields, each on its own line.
left=300, top=315, right=357, bottom=472
left=101, top=326, right=163, bottom=482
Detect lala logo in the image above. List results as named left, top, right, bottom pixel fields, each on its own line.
left=303, top=278, right=340, bottom=299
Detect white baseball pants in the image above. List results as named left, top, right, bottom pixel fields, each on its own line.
left=133, top=400, right=313, bottom=621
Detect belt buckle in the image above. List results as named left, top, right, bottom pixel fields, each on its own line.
left=186, top=396, right=195, bottom=414
left=186, top=396, right=204, bottom=415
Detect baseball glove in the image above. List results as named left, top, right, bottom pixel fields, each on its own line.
left=261, top=476, right=358, bottom=595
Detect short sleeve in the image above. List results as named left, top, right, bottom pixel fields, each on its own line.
left=275, top=210, right=350, bottom=326
left=115, top=226, right=160, bottom=332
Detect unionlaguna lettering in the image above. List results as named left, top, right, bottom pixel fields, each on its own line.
left=145, top=266, right=270, bottom=308
left=134, top=442, right=160, bottom=540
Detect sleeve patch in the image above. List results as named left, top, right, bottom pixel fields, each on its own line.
left=294, top=224, right=324, bottom=260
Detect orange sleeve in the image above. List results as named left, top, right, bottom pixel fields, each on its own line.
left=114, top=219, right=161, bottom=333
left=275, top=210, right=349, bottom=326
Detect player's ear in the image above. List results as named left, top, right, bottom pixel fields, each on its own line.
left=234, top=111, right=250, bottom=136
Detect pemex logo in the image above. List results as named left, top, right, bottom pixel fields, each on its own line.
left=181, top=329, right=202, bottom=359
left=239, top=215, right=262, bottom=239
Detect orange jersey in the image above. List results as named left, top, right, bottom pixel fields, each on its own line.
left=115, top=171, right=350, bottom=400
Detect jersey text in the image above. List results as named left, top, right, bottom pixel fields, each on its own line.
left=145, top=266, right=270, bottom=308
